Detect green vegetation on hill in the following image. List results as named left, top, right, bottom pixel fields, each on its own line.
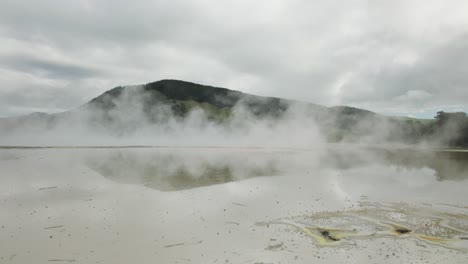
left=433, top=111, right=468, bottom=147
left=145, top=79, right=242, bottom=108
left=87, top=79, right=294, bottom=121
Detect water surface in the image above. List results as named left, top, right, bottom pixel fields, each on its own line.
left=0, top=146, right=467, bottom=263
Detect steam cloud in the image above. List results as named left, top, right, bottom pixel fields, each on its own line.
left=0, top=82, right=465, bottom=148
left=0, top=85, right=324, bottom=147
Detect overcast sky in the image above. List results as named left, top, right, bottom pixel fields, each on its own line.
left=1, top=0, right=467, bottom=118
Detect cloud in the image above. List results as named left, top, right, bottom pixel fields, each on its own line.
left=345, top=33, right=468, bottom=115
left=0, top=0, right=468, bottom=117
left=0, top=54, right=101, bottom=79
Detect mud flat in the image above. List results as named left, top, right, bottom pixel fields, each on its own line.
left=1, top=147, right=467, bottom=263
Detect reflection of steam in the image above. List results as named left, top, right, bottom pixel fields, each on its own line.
left=321, top=147, right=468, bottom=181
left=82, top=147, right=468, bottom=192
left=86, top=149, right=280, bottom=191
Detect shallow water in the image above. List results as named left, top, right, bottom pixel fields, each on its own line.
left=0, top=147, right=467, bottom=263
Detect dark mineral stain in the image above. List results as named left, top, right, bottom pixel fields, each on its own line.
left=395, top=228, right=411, bottom=235
left=319, top=229, right=340, bottom=241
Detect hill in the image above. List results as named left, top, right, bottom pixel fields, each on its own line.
left=0, top=79, right=466, bottom=147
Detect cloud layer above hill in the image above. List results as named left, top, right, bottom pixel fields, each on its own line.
left=1, top=0, right=468, bottom=117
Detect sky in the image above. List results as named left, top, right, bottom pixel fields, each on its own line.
left=0, top=0, right=467, bottom=118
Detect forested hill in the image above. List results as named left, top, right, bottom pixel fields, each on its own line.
left=86, top=79, right=325, bottom=119
left=1, top=79, right=467, bottom=148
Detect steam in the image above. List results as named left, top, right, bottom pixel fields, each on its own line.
left=0, top=82, right=465, bottom=149
left=0, top=84, right=325, bottom=147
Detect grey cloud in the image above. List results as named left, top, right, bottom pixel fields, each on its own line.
left=0, top=82, right=91, bottom=117
left=341, top=33, right=468, bottom=112
left=0, top=0, right=201, bottom=48
left=0, top=0, right=468, bottom=118
left=0, top=55, right=101, bottom=79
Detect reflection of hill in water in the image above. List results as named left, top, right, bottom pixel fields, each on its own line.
left=86, top=148, right=468, bottom=191
left=322, top=148, right=468, bottom=182
left=431, top=152, right=468, bottom=181
left=87, top=150, right=280, bottom=191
